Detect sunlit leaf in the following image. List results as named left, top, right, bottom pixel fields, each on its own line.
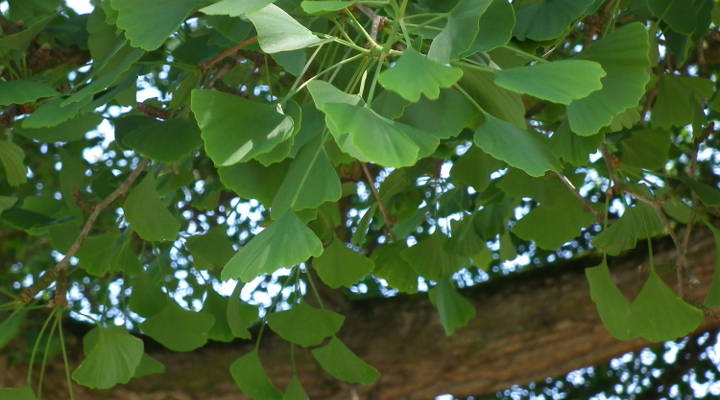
left=246, top=4, right=324, bottom=53
left=200, top=0, right=275, bottom=16
left=378, top=48, right=463, bottom=102
left=109, top=0, right=198, bottom=50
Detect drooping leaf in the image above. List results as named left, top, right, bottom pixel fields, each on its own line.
left=585, top=261, right=633, bottom=340
left=629, top=268, right=703, bottom=342
left=428, top=279, right=476, bottom=336
left=514, top=0, right=596, bottom=41
left=428, top=0, right=493, bottom=62
left=399, top=89, right=481, bottom=139
left=227, top=284, right=260, bottom=339
left=123, top=175, right=181, bottom=242
left=0, top=80, right=58, bottom=106
left=20, top=98, right=89, bottom=129
left=72, top=327, right=144, bottom=389
left=312, top=239, right=374, bottom=288
left=567, top=23, right=651, bottom=136
left=378, top=48, right=463, bottom=102
left=459, top=69, right=526, bottom=129
left=230, top=350, right=283, bottom=400
left=473, top=114, right=559, bottom=177
left=311, top=337, right=380, bottom=385
left=267, top=302, right=344, bottom=347
left=494, top=60, right=605, bottom=105
left=647, top=0, right=711, bottom=35
left=200, top=0, right=275, bottom=16
left=246, top=4, right=324, bottom=53
left=283, top=376, right=309, bottom=400
left=463, top=0, right=515, bottom=54
left=549, top=121, right=603, bottom=166
left=271, top=136, right=342, bottom=217
left=109, top=0, right=198, bottom=50
left=140, top=302, right=215, bottom=352
left=651, top=75, right=713, bottom=129
left=203, top=290, right=235, bottom=343
left=221, top=212, right=323, bottom=281
left=191, top=89, right=294, bottom=166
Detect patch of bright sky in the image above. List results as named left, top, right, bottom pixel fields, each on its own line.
left=66, top=0, right=92, bottom=14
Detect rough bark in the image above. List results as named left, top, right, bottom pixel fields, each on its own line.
left=2, top=232, right=719, bottom=399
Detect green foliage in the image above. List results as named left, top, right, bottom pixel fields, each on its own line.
left=2, top=0, right=720, bottom=398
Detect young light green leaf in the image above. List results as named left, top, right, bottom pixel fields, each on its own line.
left=72, top=327, right=144, bottom=389
left=115, top=117, right=202, bottom=163
left=494, top=60, right=605, bottom=105
left=312, top=239, right=374, bottom=288
left=311, top=337, right=380, bottom=385
left=186, top=226, right=235, bottom=271
left=514, top=0, right=596, bottom=41
left=428, top=0, right=492, bottom=62
left=473, top=114, right=559, bottom=177
left=568, top=23, right=651, bottom=136
left=200, top=0, right=275, bottom=16
left=0, top=80, right=58, bottom=106
left=629, top=268, right=703, bottom=342
left=246, top=4, right=324, bottom=53
left=140, top=302, right=215, bottom=352
left=123, top=175, right=180, bottom=242
left=429, top=279, right=476, bottom=336
left=0, top=141, right=27, bottom=187
left=267, top=302, right=344, bottom=347
left=592, top=203, right=664, bottom=256
left=221, top=212, right=323, bottom=281
left=191, top=89, right=294, bottom=166
left=230, top=350, right=283, bottom=400
left=301, top=1, right=355, bottom=14
left=585, top=261, right=633, bottom=340
left=378, top=48, right=463, bottom=103
left=271, top=136, right=342, bottom=217
left=109, top=0, right=198, bottom=50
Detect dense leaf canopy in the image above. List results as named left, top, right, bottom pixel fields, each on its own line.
left=2, top=0, right=720, bottom=398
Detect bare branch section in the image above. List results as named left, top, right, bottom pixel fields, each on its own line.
left=199, top=36, right=258, bottom=72
left=20, top=159, right=150, bottom=304
left=356, top=4, right=387, bottom=41
left=554, top=172, right=605, bottom=222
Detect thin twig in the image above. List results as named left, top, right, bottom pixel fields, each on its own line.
left=554, top=172, right=605, bottom=222
left=360, top=163, right=396, bottom=240
left=20, top=159, right=150, bottom=304
left=199, top=36, right=258, bottom=72
left=356, top=4, right=387, bottom=41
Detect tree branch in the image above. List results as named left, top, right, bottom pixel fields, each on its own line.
left=199, top=36, right=258, bottom=72
left=361, top=163, right=396, bottom=241
left=20, top=159, right=150, bottom=304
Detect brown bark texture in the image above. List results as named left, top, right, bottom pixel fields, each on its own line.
left=2, top=232, right=719, bottom=400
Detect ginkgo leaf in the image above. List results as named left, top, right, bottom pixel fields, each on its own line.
left=460, top=69, right=526, bottom=129
left=567, top=23, right=651, bottom=136
left=219, top=160, right=289, bottom=205
left=428, top=0, right=493, bottom=62
left=323, top=103, right=438, bottom=168
left=400, top=89, right=480, bottom=139
left=463, top=0, right=515, bottom=55
left=311, top=337, right=380, bottom=385
left=451, top=147, right=504, bottom=192
left=0, top=80, right=58, bottom=106
left=312, top=239, right=374, bottom=288
left=271, top=136, right=342, bottom=217
left=191, top=90, right=294, bottom=166
left=301, top=1, right=355, bottom=14
left=648, top=0, right=709, bottom=35
left=186, top=226, right=235, bottom=271
left=371, top=242, right=419, bottom=293
left=109, top=0, right=198, bottom=50
left=133, top=354, right=166, bottom=379
left=72, top=327, right=144, bottom=389
left=21, top=98, right=89, bottom=129
left=123, top=175, right=180, bottom=242
left=585, top=261, right=633, bottom=340
left=246, top=4, right=324, bottom=53
left=401, top=233, right=469, bottom=281
left=592, top=203, right=664, bottom=255
left=16, top=114, right=102, bottom=143
left=0, top=386, right=37, bottom=400
left=494, top=60, right=606, bottom=105
left=629, top=268, right=703, bottom=342
left=429, top=279, right=476, bottom=336
left=652, top=75, right=712, bottom=129
left=548, top=121, right=603, bottom=166
left=619, top=128, right=672, bottom=170
left=0, top=141, right=28, bottom=187
left=115, top=116, right=201, bottom=163
left=283, top=376, right=309, bottom=400
left=230, top=350, right=283, bottom=400
left=221, top=212, right=323, bottom=281
left=203, top=290, right=235, bottom=343
left=267, top=302, right=344, bottom=347
left=140, top=302, right=215, bottom=352
left=227, top=284, right=260, bottom=339
left=446, top=216, right=487, bottom=257
left=473, top=113, right=559, bottom=177
left=378, top=48, right=463, bottom=102
left=200, top=0, right=275, bottom=16
left=514, top=0, right=597, bottom=41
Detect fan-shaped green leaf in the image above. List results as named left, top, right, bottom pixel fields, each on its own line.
left=494, top=60, right=606, bottom=105
left=246, top=4, right=324, bottom=53
left=301, top=1, right=355, bottom=14
left=401, top=233, right=469, bottom=281
left=428, top=0, right=492, bottom=62
left=463, top=0, right=515, bottom=55
left=0, top=80, right=58, bottom=106
left=21, top=98, right=89, bottom=129
left=109, top=0, right=198, bottom=50
left=620, top=128, right=671, bottom=170
left=585, top=261, right=633, bottom=340
left=0, top=141, right=27, bottom=187
left=221, top=212, right=323, bottom=281
left=514, top=0, right=596, bottom=41
left=429, top=279, right=476, bottom=336
left=186, top=226, right=234, bottom=271
left=123, top=175, right=180, bottom=242
left=140, top=302, right=215, bottom=352
left=648, top=0, right=710, bottom=35
left=267, top=302, right=344, bottom=347
left=629, top=268, right=703, bottom=342
left=133, top=354, right=166, bottom=378
left=651, top=75, right=712, bottom=129
left=283, top=376, right=309, bottom=400
left=116, top=117, right=201, bottom=163
left=312, top=239, right=374, bottom=288
left=473, top=114, right=559, bottom=177
left=0, top=386, right=37, bottom=400
left=16, top=114, right=102, bottom=143
left=592, top=203, right=664, bottom=256
left=72, top=327, right=143, bottom=389
left=219, top=160, right=289, bottom=205
left=378, top=48, right=463, bottom=102
left=311, top=337, right=380, bottom=385
left=200, top=0, right=275, bottom=16
left=230, top=350, right=283, bottom=400
left=451, top=147, right=504, bottom=192
left=567, top=23, right=651, bottom=136
left=191, top=90, right=294, bottom=166
left=203, top=290, right=235, bottom=343
left=371, top=242, right=419, bottom=293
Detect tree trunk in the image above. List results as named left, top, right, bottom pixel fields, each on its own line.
left=3, top=232, right=719, bottom=399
